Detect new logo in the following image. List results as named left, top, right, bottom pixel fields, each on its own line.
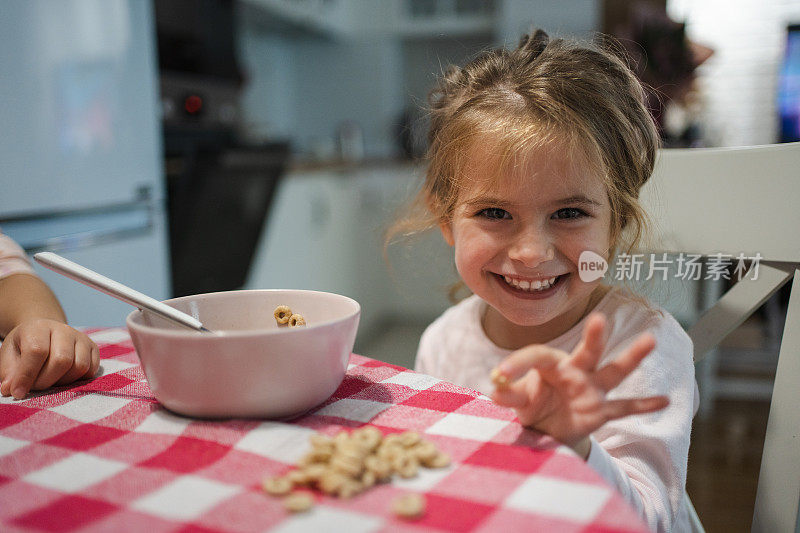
left=578, top=251, right=608, bottom=282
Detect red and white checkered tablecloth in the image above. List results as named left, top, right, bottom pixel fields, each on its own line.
left=0, top=328, right=649, bottom=533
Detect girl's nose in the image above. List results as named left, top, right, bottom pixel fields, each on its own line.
left=507, top=231, right=554, bottom=267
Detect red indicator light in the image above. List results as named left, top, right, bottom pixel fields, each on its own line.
left=184, top=95, right=203, bottom=114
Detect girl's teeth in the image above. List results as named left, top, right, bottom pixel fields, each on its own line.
left=503, top=275, right=558, bottom=292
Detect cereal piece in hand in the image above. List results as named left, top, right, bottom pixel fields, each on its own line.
left=283, top=492, right=314, bottom=513
left=274, top=305, right=292, bottom=325
left=289, top=314, right=305, bottom=327
left=490, top=367, right=510, bottom=389
left=263, top=476, right=293, bottom=496
left=392, top=493, right=426, bottom=520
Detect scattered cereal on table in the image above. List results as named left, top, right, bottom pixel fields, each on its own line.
left=283, top=492, right=314, bottom=513
left=425, top=451, right=451, bottom=469
left=262, top=476, right=292, bottom=496
left=392, top=493, right=426, bottom=520
left=393, top=454, right=419, bottom=478
left=261, top=428, right=449, bottom=511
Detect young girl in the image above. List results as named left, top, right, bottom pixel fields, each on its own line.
left=0, top=231, right=99, bottom=399
left=397, top=30, right=698, bottom=532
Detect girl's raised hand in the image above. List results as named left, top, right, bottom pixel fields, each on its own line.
left=490, top=312, right=669, bottom=459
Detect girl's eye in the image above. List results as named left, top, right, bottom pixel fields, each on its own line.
left=477, top=208, right=511, bottom=220
left=552, top=207, right=587, bottom=220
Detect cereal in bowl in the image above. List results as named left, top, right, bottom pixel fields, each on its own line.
left=274, top=305, right=292, bottom=325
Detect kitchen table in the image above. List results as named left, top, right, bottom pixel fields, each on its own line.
left=0, top=328, right=648, bottom=532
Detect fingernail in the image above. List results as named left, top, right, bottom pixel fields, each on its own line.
left=12, top=386, right=27, bottom=400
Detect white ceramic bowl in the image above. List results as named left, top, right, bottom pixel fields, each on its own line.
left=126, top=289, right=360, bottom=419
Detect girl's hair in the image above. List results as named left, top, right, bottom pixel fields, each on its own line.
left=387, top=29, right=662, bottom=308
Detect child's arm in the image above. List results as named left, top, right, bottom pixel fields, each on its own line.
left=0, top=273, right=99, bottom=399
left=491, top=313, right=693, bottom=531
left=0, top=272, right=67, bottom=335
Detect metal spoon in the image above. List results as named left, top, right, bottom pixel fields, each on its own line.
left=34, top=252, right=211, bottom=333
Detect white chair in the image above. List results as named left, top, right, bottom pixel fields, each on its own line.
left=638, top=142, right=800, bottom=532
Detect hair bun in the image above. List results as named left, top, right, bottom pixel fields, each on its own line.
left=518, top=28, right=550, bottom=57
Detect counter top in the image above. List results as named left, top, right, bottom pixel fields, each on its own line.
left=287, top=156, right=423, bottom=173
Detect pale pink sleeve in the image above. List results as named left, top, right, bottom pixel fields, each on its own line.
left=0, top=231, right=36, bottom=280
left=584, top=316, right=697, bottom=532
left=414, top=322, right=440, bottom=376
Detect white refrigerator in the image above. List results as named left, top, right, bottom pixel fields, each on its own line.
left=0, top=0, right=171, bottom=327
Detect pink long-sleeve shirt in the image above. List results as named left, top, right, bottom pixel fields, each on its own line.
left=0, top=231, right=35, bottom=280
left=415, top=286, right=699, bottom=532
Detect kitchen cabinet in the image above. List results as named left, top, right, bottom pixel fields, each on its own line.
left=241, top=0, right=496, bottom=38
left=245, top=163, right=455, bottom=342
left=241, top=0, right=354, bottom=36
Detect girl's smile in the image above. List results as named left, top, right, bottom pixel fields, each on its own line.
left=440, top=139, right=613, bottom=348
left=494, top=272, right=567, bottom=298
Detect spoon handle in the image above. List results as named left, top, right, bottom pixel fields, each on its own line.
left=33, top=252, right=207, bottom=332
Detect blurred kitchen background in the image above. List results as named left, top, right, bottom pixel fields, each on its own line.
left=2, top=1, right=799, bottom=530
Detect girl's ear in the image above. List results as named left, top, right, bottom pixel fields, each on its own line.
left=439, top=221, right=455, bottom=246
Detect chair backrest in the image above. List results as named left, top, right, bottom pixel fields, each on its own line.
left=640, top=142, right=800, bottom=263
left=638, top=142, right=800, bottom=533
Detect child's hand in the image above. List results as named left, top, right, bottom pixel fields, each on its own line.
left=490, top=312, right=669, bottom=459
left=0, top=319, right=99, bottom=399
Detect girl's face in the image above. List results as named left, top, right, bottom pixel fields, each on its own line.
left=440, top=140, right=613, bottom=344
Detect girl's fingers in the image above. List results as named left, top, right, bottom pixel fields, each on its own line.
left=491, top=370, right=542, bottom=408
left=496, top=344, right=566, bottom=382
left=8, top=327, right=51, bottom=398
left=594, top=333, right=656, bottom=392
left=600, top=395, right=669, bottom=421
left=86, top=343, right=100, bottom=380
left=570, top=312, right=607, bottom=371
left=55, top=338, right=94, bottom=385
left=0, top=341, right=18, bottom=396
left=31, top=328, right=75, bottom=391
left=491, top=385, right=529, bottom=408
